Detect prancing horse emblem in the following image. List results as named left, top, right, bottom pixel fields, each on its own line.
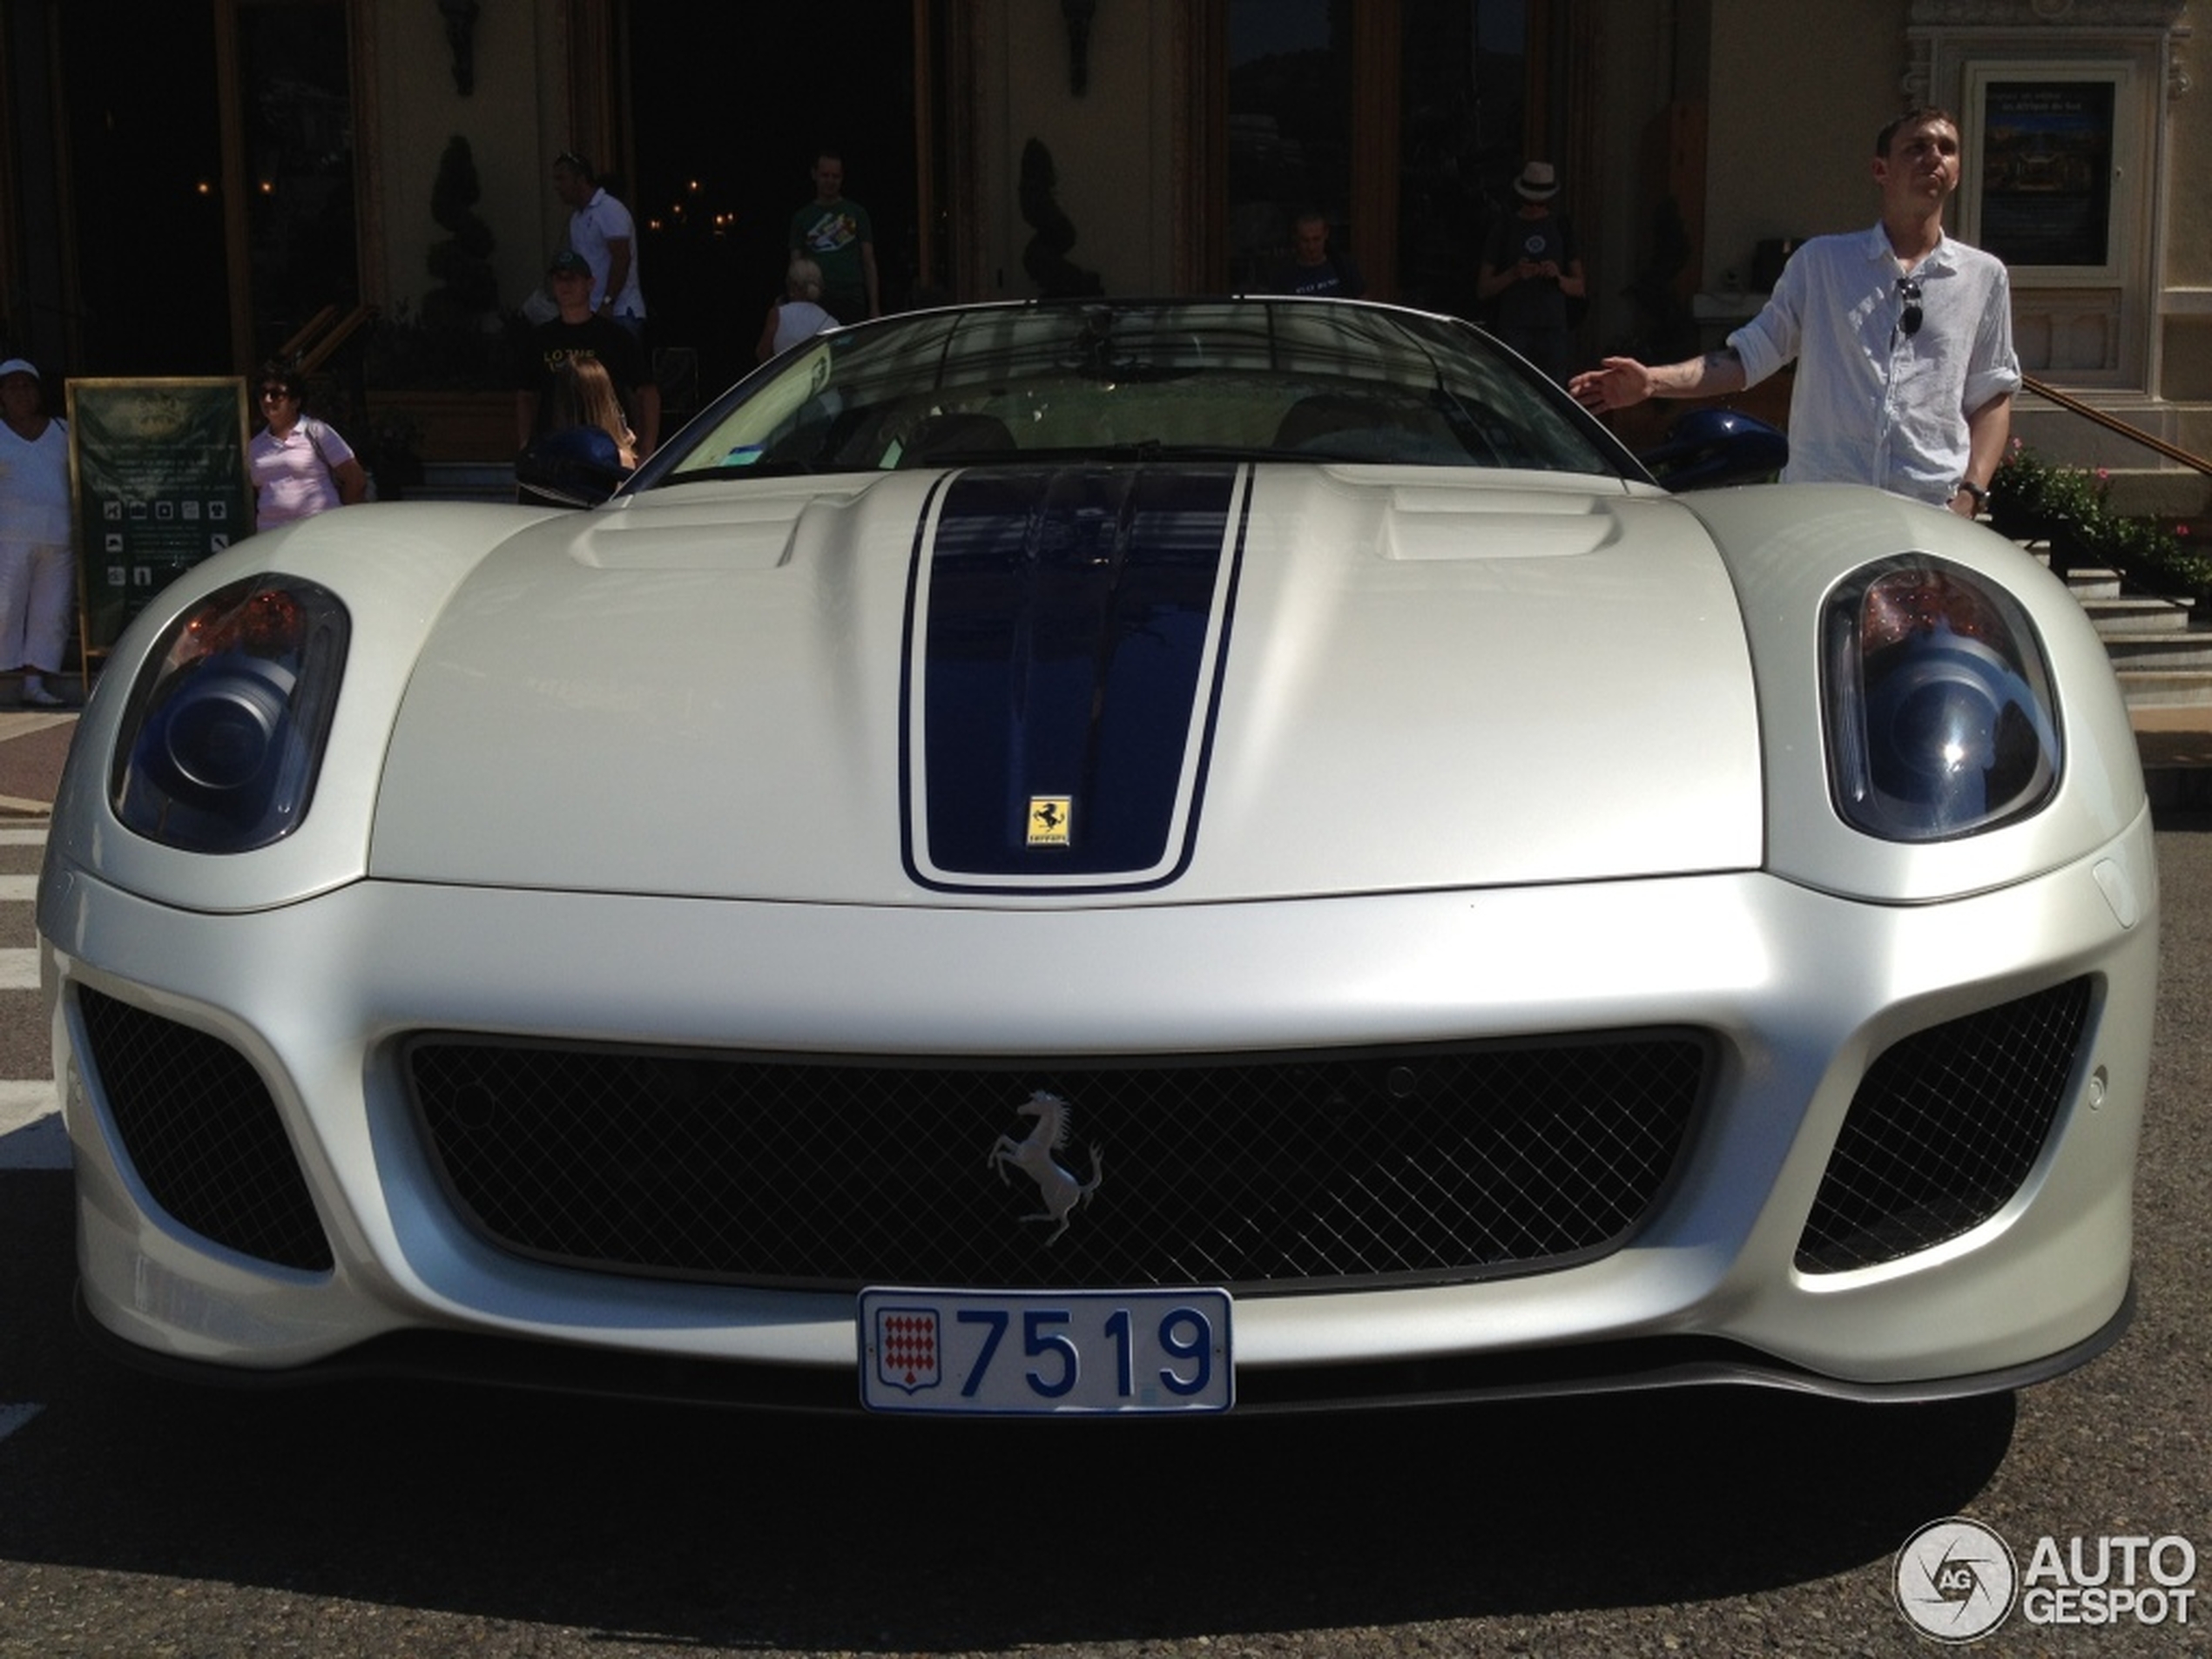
left=987, top=1090, right=1103, bottom=1244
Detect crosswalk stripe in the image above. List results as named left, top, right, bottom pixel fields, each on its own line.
left=0, top=1077, right=57, bottom=1116
left=2, top=830, right=64, bottom=1168
left=0, top=1078, right=65, bottom=1170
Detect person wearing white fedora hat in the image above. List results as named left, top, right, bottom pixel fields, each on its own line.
left=1476, top=161, right=1586, bottom=381
left=1512, top=161, right=1559, bottom=201
left=0, top=357, right=75, bottom=706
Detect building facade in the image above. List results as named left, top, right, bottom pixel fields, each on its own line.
left=1, top=0, right=2202, bottom=482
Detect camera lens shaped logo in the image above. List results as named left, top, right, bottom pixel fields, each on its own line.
left=1894, top=1517, right=2019, bottom=1642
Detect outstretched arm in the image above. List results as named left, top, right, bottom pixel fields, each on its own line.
left=1569, top=347, right=1747, bottom=414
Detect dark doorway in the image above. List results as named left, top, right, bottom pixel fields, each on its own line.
left=1398, top=0, right=1532, bottom=318
left=239, top=0, right=361, bottom=360
left=623, top=0, right=919, bottom=397
left=51, top=0, right=356, bottom=377
left=58, top=2, right=231, bottom=374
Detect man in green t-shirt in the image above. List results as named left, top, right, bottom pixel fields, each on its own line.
left=789, top=151, right=880, bottom=325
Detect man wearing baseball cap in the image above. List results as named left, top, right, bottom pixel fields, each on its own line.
left=515, top=248, right=658, bottom=466
left=0, top=357, right=75, bottom=706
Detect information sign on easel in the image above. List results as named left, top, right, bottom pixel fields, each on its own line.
left=64, top=377, right=254, bottom=660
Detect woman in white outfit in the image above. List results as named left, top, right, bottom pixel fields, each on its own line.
left=756, top=257, right=838, bottom=362
left=0, top=358, right=76, bottom=707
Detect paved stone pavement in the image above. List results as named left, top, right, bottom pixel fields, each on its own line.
left=2131, top=703, right=2212, bottom=772
left=0, top=713, right=78, bottom=818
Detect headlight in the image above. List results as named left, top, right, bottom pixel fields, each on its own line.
left=110, top=577, right=350, bottom=853
left=1824, top=557, right=2060, bottom=841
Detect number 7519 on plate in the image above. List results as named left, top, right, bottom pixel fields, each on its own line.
left=859, top=1286, right=1234, bottom=1415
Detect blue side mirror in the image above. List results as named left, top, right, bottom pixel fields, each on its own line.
left=516, top=426, right=633, bottom=509
left=1639, top=408, right=1788, bottom=492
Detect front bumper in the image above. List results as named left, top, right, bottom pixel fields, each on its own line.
left=44, top=805, right=2157, bottom=1406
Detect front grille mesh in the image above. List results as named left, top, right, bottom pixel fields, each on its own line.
left=408, top=1035, right=1706, bottom=1292
left=78, top=988, right=334, bottom=1272
left=1796, top=977, right=2091, bottom=1273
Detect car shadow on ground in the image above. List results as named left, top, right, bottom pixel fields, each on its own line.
left=1, top=1165, right=2014, bottom=1653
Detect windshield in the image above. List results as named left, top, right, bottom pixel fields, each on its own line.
left=638, top=299, right=1639, bottom=487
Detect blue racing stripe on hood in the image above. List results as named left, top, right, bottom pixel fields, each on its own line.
left=903, top=466, right=1245, bottom=891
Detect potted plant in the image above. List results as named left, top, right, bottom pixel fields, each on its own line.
left=1990, top=442, right=2109, bottom=575
left=357, top=137, right=526, bottom=466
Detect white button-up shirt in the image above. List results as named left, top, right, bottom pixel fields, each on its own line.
left=1729, top=225, right=2020, bottom=504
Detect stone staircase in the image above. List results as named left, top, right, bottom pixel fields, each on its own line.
left=2053, top=559, right=2212, bottom=708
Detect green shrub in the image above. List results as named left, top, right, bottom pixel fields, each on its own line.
left=1992, top=441, right=2205, bottom=599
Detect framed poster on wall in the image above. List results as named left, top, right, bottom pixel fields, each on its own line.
left=1961, top=63, right=2135, bottom=284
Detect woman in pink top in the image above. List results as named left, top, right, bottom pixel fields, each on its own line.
left=248, top=363, right=367, bottom=530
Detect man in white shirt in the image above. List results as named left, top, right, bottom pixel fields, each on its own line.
left=1569, top=109, right=2019, bottom=518
left=552, top=151, right=646, bottom=338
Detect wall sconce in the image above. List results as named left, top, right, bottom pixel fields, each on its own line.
left=438, top=0, right=481, bottom=95
left=1061, top=0, right=1096, bottom=96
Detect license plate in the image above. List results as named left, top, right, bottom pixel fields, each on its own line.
left=858, top=1286, right=1234, bottom=1416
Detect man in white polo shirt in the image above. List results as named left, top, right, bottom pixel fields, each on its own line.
left=552, top=151, right=646, bottom=339
left=1569, top=107, right=2019, bottom=518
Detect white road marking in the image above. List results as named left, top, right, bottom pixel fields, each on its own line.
left=0, top=826, right=60, bottom=1419
left=2, top=832, right=65, bottom=1168
left=0, top=821, right=58, bottom=1421
left=0, top=1077, right=66, bottom=1170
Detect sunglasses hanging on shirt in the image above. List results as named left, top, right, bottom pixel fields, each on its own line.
left=1897, top=277, right=1924, bottom=338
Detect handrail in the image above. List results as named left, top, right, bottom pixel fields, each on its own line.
left=2021, top=374, right=2212, bottom=479
left=273, top=305, right=338, bottom=365
left=295, top=303, right=379, bottom=377
left=268, top=302, right=380, bottom=378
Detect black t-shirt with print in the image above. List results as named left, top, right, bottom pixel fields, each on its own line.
left=520, top=314, right=647, bottom=435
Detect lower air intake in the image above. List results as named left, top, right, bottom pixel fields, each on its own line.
left=1797, top=976, right=2091, bottom=1273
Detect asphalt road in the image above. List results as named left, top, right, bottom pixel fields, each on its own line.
left=1, top=805, right=2206, bottom=1657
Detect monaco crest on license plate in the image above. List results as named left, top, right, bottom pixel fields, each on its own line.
left=872, top=1305, right=943, bottom=1394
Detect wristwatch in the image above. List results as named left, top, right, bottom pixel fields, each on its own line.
left=1953, top=478, right=1988, bottom=509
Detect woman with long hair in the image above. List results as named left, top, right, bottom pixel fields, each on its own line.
left=543, top=355, right=637, bottom=470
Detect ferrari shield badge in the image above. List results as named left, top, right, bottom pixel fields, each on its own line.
left=1027, top=795, right=1073, bottom=846
left=873, top=1305, right=941, bottom=1394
